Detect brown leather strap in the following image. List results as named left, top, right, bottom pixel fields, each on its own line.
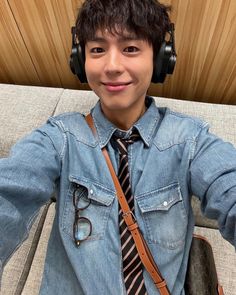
left=85, top=114, right=170, bottom=295
left=218, top=285, right=224, bottom=295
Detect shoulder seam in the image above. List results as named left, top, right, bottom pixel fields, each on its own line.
left=166, top=109, right=209, bottom=129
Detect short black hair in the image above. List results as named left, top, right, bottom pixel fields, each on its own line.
left=75, top=0, right=171, bottom=58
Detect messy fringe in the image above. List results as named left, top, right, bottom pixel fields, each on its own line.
left=76, top=0, right=171, bottom=57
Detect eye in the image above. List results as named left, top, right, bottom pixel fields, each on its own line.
left=124, top=46, right=139, bottom=53
left=90, top=47, right=104, bottom=53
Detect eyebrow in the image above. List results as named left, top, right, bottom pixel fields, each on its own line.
left=88, top=34, right=141, bottom=43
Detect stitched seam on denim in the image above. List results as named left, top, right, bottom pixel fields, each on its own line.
left=57, top=121, right=98, bottom=148
left=50, top=116, right=98, bottom=151
left=39, top=119, right=65, bottom=161
left=167, top=111, right=209, bottom=129
left=153, top=138, right=195, bottom=151
left=136, top=182, right=187, bottom=248
left=142, top=210, right=186, bottom=249
left=129, top=144, right=133, bottom=191
left=61, top=184, right=73, bottom=235
left=152, top=112, right=209, bottom=151
left=69, top=176, right=116, bottom=196
left=135, top=116, right=159, bottom=147
left=189, top=139, right=196, bottom=161
left=93, top=117, right=115, bottom=148
left=146, top=116, right=159, bottom=144
left=55, top=120, right=68, bottom=158
left=190, top=125, right=208, bottom=160
left=136, top=182, right=180, bottom=199
left=65, top=129, right=98, bottom=147
left=38, top=129, right=63, bottom=161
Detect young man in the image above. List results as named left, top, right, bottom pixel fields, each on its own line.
left=0, top=0, right=235, bottom=294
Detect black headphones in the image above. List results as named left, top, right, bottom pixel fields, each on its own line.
left=70, top=23, right=177, bottom=84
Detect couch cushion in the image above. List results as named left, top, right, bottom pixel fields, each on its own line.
left=53, top=89, right=99, bottom=116
left=21, top=203, right=56, bottom=295
left=0, top=84, right=63, bottom=157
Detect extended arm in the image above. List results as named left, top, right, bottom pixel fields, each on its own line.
left=0, top=120, right=62, bottom=272
left=190, top=126, right=236, bottom=246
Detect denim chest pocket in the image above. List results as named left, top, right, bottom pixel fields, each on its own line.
left=61, top=176, right=115, bottom=243
left=137, top=183, right=187, bottom=249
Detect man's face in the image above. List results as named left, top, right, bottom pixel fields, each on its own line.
left=85, top=29, right=154, bottom=123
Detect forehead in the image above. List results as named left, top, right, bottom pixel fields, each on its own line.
left=87, top=27, right=144, bottom=43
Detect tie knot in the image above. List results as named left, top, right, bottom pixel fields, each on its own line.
left=114, top=129, right=140, bottom=155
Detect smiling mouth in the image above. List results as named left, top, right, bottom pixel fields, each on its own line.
left=102, top=82, right=132, bottom=92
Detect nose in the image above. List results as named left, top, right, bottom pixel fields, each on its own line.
left=104, top=49, right=124, bottom=76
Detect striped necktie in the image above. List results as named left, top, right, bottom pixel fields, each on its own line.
left=114, top=129, right=147, bottom=295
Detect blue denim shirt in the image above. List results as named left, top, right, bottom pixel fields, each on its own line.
left=0, top=97, right=236, bottom=294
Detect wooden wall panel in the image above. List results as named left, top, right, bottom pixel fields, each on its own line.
left=7, top=0, right=88, bottom=89
left=150, top=0, right=236, bottom=104
left=0, top=0, right=39, bottom=85
left=0, top=0, right=236, bottom=104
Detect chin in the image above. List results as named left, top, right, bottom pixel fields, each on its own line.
left=104, top=96, right=134, bottom=108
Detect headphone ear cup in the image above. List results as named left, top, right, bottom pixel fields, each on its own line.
left=70, top=43, right=87, bottom=83
left=152, top=41, right=176, bottom=84
left=152, top=42, right=166, bottom=83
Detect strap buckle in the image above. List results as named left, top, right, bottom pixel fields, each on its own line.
left=122, top=211, right=139, bottom=232
left=122, top=211, right=136, bottom=222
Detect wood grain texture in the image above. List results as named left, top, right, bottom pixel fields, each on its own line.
left=7, top=0, right=88, bottom=89
left=152, top=0, right=236, bottom=104
left=0, top=0, right=39, bottom=85
left=0, top=0, right=235, bottom=104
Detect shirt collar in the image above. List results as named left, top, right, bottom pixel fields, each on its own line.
left=91, top=96, right=161, bottom=148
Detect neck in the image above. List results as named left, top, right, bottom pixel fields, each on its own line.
left=102, top=103, right=146, bottom=130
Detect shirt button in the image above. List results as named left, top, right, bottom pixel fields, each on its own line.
left=90, top=189, right=94, bottom=195
left=163, top=201, right=168, bottom=207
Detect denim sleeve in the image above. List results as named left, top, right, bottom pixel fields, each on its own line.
left=190, top=126, right=236, bottom=247
left=0, top=119, right=63, bottom=269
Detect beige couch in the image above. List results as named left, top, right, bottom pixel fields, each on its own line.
left=0, top=83, right=235, bottom=295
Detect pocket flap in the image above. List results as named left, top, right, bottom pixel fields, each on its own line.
left=137, top=183, right=182, bottom=213
left=69, top=176, right=115, bottom=206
